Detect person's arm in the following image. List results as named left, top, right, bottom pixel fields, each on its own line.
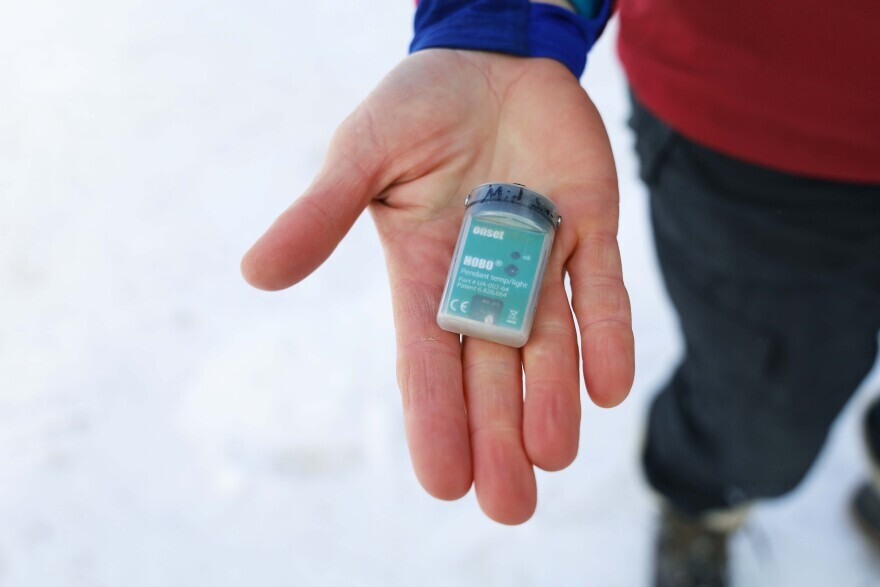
left=241, top=0, right=632, bottom=525
left=410, top=0, right=614, bottom=79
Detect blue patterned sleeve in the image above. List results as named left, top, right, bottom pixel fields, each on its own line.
left=409, top=0, right=613, bottom=79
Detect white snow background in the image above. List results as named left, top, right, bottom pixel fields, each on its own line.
left=1, top=1, right=879, bottom=586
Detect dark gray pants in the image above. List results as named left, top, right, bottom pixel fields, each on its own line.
left=630, top=95, right=880, bottom=514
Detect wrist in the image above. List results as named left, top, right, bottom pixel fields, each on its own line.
left=409, top=0, right=613, bottom=79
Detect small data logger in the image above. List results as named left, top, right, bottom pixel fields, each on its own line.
left=437, top=183, right=561, bottom=347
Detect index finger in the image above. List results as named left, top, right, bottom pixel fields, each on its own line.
left=379, top=223, right=473, bottom=500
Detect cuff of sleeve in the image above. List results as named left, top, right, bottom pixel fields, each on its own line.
left=409, top=0, right=612, bottom=79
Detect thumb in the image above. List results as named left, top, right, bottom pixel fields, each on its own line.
left=241, top=115, right=386, bottom=291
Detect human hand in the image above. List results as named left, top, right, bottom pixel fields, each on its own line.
left=241, top=49, right=634, bottom=524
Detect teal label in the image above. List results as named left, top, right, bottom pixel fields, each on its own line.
left=445, top=217, right=546, bottom=330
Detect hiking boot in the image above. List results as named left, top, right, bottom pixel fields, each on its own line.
left=852, top=481, right=880, bottom=550
left=654, top=504, right=746, bottom=587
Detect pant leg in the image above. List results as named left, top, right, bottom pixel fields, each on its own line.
left=629, top=94, right=880, bottom=515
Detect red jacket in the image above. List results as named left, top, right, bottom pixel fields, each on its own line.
left=618, top=0, right=880, bottom=183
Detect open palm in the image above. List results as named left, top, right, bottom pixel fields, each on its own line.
left=242, top=49, right=634, bottom=524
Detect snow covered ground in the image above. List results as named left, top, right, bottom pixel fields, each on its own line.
left=1, top=1, right=879, bottom=585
